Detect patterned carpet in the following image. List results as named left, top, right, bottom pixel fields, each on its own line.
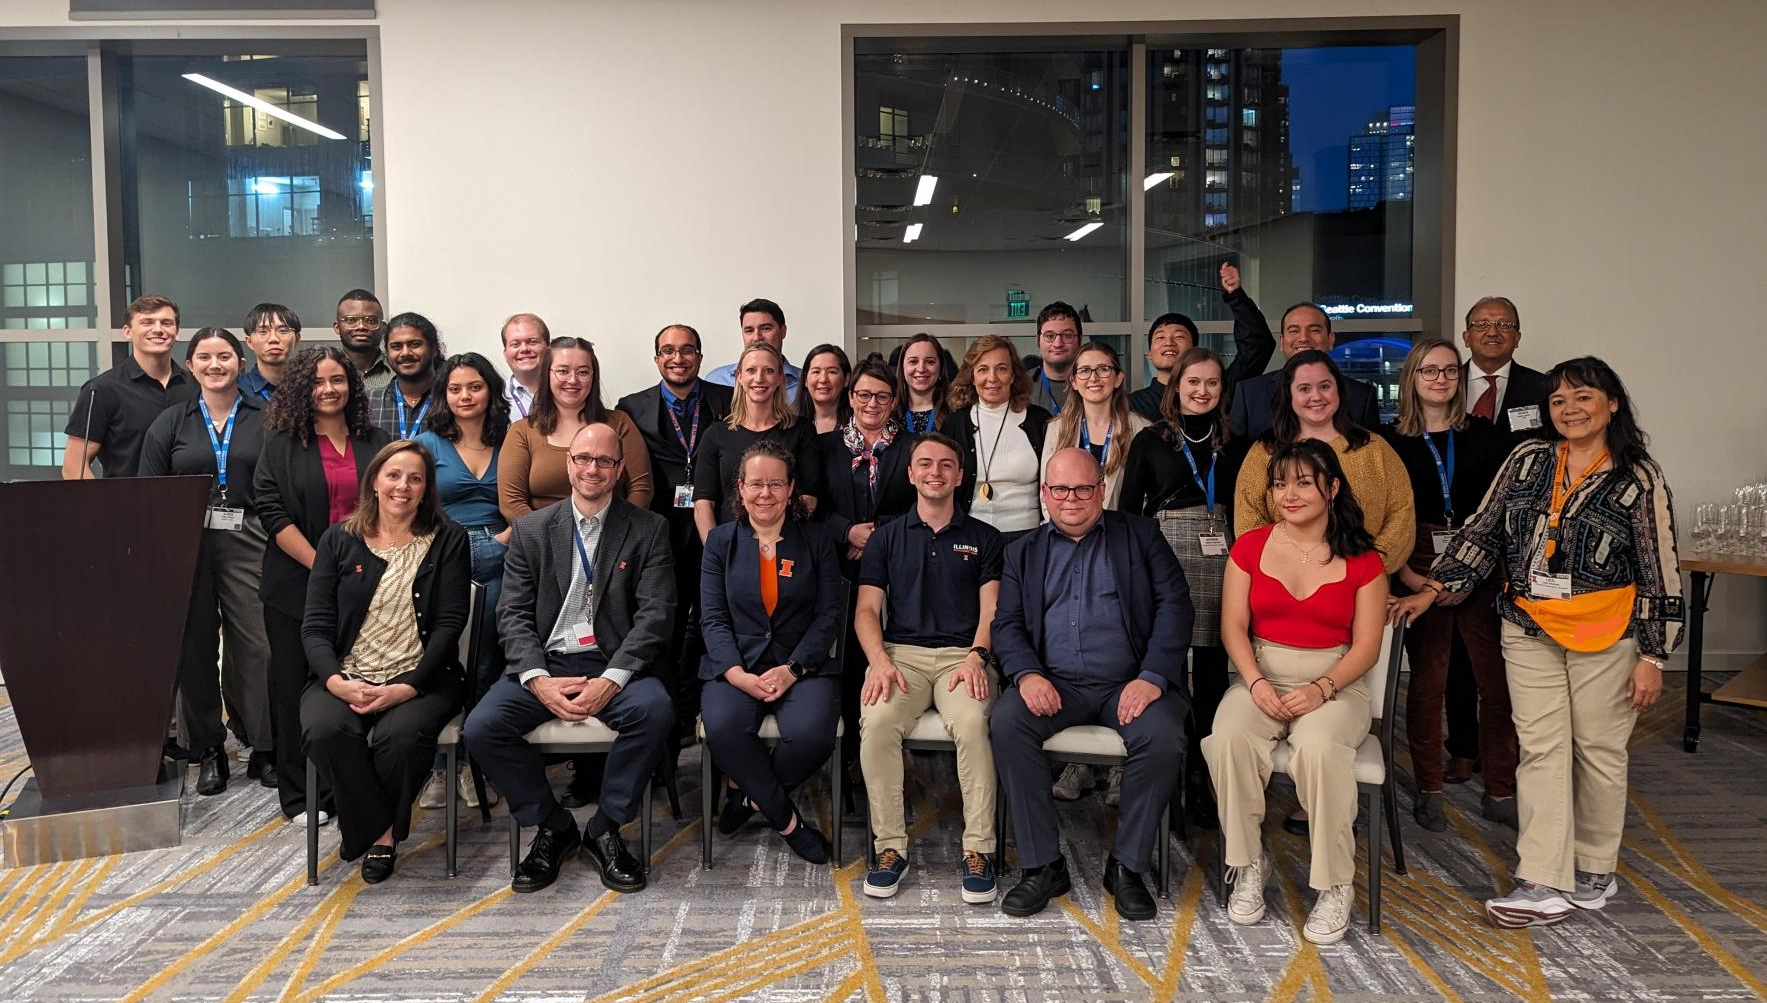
left=0, top=676, right=1763, bottom=1003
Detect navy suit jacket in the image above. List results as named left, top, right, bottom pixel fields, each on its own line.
left=814, top=429, right=917, bottom=557
left=1228, top=369, right=1381, bottom=440
left=1488, top=362, right=1551, bottom=443
left=992, top=511, right=1194, bottom=704
left=699, top=518, right=843, bottom=680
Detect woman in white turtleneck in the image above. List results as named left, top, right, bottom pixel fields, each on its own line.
left=937, top=334, right=1051, bottom=541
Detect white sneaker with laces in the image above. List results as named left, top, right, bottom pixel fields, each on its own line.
left=458, top=769, right=499, bottom=808
left=1226, top=852, right=1268, bottom=925
left=1051, top=763, right=1093, bottom=801
left=417, top=771, right=447, bottom=809
left=1571, top=871, right=1618, bottom=910
left=1304, top=884, right=1353, bottom=945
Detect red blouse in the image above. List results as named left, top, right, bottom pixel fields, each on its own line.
left=318, top=436, right=357, bottom=526
left=1232, top=524, right=1384, bottom=649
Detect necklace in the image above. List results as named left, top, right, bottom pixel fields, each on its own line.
left=1182, top=427, right=1210, bottom=444
left=975, top=405, right=1011, bottom=502
left=1277, top=523, right=1327, bottom=564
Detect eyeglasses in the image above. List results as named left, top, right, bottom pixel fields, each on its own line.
left=850, top=389, right=894, bottom=404
left=338, top=315, right=382, bottom=327
left=1044, top=483, right=1100, bottom=500
left=742, top=479, right=790, bottom=492
left=1073, top=364, right=1118, bottom=380
left=251, top=326, right=297, bottom=336
left=568, top=454, right=619, bottom=469
left=1040, top=331, right=1080, bottom=343
left=1417, top=364, right=1461, bottom=381
left=1467, top=319, right=1518, bottom=334
left=551, top=367, right=594, bottom=382
left=656, top=346, right=701, bottom=358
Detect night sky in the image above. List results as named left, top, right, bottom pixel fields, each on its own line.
left=1281, top=46, right=1417, bottom=214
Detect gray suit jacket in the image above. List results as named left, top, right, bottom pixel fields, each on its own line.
left=497, top=495, right=676, bottom=682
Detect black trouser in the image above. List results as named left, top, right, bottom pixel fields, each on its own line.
left=992, top=675, right=1186, bottom=874
left=700, top=674, right=840, bottom=830
left=664, top=521, right=706, bottom=733
left=301, top=673, right=463, bottom=861
left=1185, top=645, right=1230, bottom=793
left=1444, top=632, right=1480, bottom=762
left=463, top=651, right=674, bottom=829
left=265, top=605, right=326, bottom=817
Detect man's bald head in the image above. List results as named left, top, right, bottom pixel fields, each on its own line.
left=568, top=422, right=625, bottom=507
left=1043, top=447, right=1106, bottom=538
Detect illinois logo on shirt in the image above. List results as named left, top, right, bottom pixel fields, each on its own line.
left=778, top=559, right=796, bottom=578
left=951, top=544, right=980, bottom=561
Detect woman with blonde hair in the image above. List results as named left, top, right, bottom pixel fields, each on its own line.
left=695, top=342, right=822, bottom=540
left=1038, top=341, right=1149, bottom=511
left=938, top=334, right=1050, bottom=542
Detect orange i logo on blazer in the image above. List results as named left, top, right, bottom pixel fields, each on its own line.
left=778, top=559, right=795, bottom=578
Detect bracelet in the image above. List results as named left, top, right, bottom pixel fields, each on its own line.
left=1311, top=680, right=1331, bottom=701
left=1321, top=676, right=1340, bottom=699
left=1422, top=582, right=1442, bottom=594
left=1250, top=678, right=1273, bottom=695
left=1640, top=654, right=1666, bottom=671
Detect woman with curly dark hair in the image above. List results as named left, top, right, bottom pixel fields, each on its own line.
left=253, top=346, right=391, bottom=824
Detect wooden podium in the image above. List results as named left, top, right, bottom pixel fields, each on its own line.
left=0, top=475, right=210, bottom=865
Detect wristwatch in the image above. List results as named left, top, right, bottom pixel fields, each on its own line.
left=969, top=646, right=995, bottom=668
left=787, top=659, right=810, bottom=679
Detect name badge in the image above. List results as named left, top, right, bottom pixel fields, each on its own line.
left=1431, top=530, right=1456, bottom=554
left=1507, top=404, right=1543, bottom=431
left=1528, top=570, right=1573, bottom=601
left=673, top=484, right=695, bottom=509
left=572, top=621, right=597, bottom=648
left=205, top=506, right=244, bottom=531
left=1198, top=534, right=1229, bottom=557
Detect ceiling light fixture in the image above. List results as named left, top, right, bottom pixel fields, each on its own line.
left=1143, top=172, right=1174, bottom=190
left=903, top=223, right=924, bottom=243
left=913, top=175, right=939, bottom=207
left=182, top=72, right=347, bottom=140
left=1064, top=222, right=1103, bottom=241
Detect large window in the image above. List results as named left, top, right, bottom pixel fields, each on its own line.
left=0, top=33, right=379, bottom=481
left=850, top=24, right=1452, bottom=423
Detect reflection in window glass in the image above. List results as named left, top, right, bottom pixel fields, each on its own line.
left=854, top=48, right=1128, bottom=326
left=2, top=341, right=96, bottom=480
left=0, top=57, right=96, bottom=331
left=119, top=43, right=374, bottom=328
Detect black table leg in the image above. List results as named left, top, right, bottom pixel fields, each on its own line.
left=1682, top=571, right=1711, bottom=753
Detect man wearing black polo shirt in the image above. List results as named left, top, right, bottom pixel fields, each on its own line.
left=855, top=431, right=1005, bottom=903
left=62, top=293, right=197, bottom=479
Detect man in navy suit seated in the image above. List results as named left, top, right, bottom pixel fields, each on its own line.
left=989, top=448, right=1194, bottom=921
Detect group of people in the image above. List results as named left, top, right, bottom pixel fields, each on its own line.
left=65, top=272, right=1682, bottom=940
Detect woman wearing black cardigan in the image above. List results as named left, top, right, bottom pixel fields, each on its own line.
left=253, top=347, right=391, bottom=822
left=300, top=439, right=471, bottom=882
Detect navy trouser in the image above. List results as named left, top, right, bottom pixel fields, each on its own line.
left=991, top=675, right=1186, bottom=873
left=700, top=674, right=840, bottom=830
left=463, top=651, right=673, bottom=828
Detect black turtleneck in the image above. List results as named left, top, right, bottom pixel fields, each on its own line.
left=1117, top=412, right=1251, bottom=531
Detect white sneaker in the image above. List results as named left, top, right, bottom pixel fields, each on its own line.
left=1304, top=884, right=1353, bottom=945
left=289, top=810, right=332, bottom=827
left=458, top=769, right=499, bottom=808
left=1485, top=879, right=1575, bottom=928
left=1052, top=763, right=1093, bottom=801
left=1226, top=852, right=1268, bottom=925
left=235, top=745, right=253, bottom=764
left=1103, top=766, right=1123, bottom=807
left=1571, top=871, right=1618, bottom=910
left=418, top=771, right=447, bottom=809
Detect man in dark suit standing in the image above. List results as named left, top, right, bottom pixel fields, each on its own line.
left=1461, top=295, right=1549, bottom=442
left=464, top=422, right=676, bottom=895
left=1226, top=298, right=1381, bottom=438
left=989, top=448, right=1194, bottom=921
left=617, top=323, right=734, bottom=733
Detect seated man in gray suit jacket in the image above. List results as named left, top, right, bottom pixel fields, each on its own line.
left=464, top=423, right=676, bottom=895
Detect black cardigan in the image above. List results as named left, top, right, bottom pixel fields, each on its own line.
left=938, top=404, right=1053, bottom=511
left=253, top=427, right=392, bottom=617
left=813, top=428, right=917, bottom=555
left=301, top=521, right=472, bottom=694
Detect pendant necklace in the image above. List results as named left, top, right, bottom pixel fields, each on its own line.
left=975, top=405, right=1010, bottom=502
left=1278, top=523, right=1327, bottom=565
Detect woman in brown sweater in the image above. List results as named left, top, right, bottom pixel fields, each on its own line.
left=498, top=336, right=653, bottom=524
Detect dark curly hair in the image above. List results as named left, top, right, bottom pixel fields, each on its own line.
left=264, top=346, right=374, bottom=445
left=424, top=352, right=510, bottom=449
left=728, top=438, right=809, bottom=524
left=1264, top=439, right=1378, bottom=560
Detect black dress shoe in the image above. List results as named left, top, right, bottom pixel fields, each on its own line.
left=163, top=738, right=192, bottom=761
left=512, top=824, right=581, bottom=893
left=582, top=828, right=646, bottom=893
left=245, top=751, right=263, bottom=779
left=196, top=747, right=229, bottom=796
left=361, top=845, right=396, bottom=884
left=1104, top=856, right=1158, bottom=921
left=1001, top=857, right=1072, bottom=917
left=254, top=753, right=280, bottom=789
left=717, top=787, right=757, bottom=835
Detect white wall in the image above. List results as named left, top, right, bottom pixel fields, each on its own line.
left=4, top=0, right=1764, bottom=659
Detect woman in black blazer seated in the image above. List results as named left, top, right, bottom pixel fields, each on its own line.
left=700, top=439, right=844, bottom=863
left=300, top=439, right=471, bottom=882
left=255, top=347, right=392, bottom=823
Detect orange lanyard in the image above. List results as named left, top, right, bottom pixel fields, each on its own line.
left=1545, top=442, right=1608, bottom=557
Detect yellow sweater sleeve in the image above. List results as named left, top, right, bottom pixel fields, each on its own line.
left=1365, top=437, right=1416, bottom=572
left=1235, top=439, right=1275, bottom=534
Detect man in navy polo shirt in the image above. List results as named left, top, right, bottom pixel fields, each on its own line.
left=855, top=431, right=1005, bottom=904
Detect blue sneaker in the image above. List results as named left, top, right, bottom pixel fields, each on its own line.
left=960, top=850, right=997, bottom=904
left=864, top=849, right=909, bottom=898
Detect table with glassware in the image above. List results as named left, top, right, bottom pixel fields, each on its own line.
left=1680, top=505, right=1767, bottom=751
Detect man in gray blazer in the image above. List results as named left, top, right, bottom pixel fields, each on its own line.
left=464, top=423, right=676, bottom=895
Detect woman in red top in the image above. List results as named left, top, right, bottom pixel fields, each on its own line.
left=1203, top=439, right=1389, bottom=946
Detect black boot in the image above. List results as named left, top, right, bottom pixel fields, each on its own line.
left=196, top=746, right=229, bottom=796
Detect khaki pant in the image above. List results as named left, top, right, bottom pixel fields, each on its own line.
left=1500, top=620, right=1637, bottom=890
left=859, top=644, right=997, bottom=854
left=1203, top=641, right=1371, bottom=890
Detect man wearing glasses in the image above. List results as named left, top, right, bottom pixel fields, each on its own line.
left=989, top=448, right=1193, bottom=921
left=240, top=303, right=302, bottom=402
left=618, top=324, right=734, bottom=734
left=333, top=289, right=394, bottom=392
left=464, top=422, right=676, bottom=895
left=1024, top=302, right=1083, bottom=415
left=1461, top=296, right=1549, bottom=442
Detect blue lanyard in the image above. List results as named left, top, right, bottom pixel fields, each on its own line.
left=1079, top=413, right=1112, bottom=466
left=1040, top=371, right=1063, bottom=415
left=394, top=392, right=430, bottom=439
left=198, top=396, right=240, bottom=497
left=571, top=519, right=596, bottom=587
left=252, top=382, right=274, bottom=401
left=1422, top=429, right=1456, bottom=525
left=664, top=391, right=701, bottom=462
left=1177, top=436, right=1217, bottom=514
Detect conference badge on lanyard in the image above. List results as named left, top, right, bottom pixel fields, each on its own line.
left=200, top=396, right=245, bottom=531
left=1178, top=436, right=1226, bottom=554
left=666, top=397, right=700, bottom=508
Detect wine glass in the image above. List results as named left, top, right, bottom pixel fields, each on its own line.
left=1694, top=503, right=1716, bottom=552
